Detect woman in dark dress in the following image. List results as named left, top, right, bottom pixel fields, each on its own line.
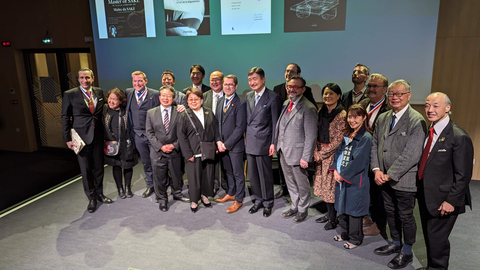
left=177, top=87, right=218, bottom=213
left=329, top=104, right=372, bottom=249
left=103, top=88, right=138, bottom=199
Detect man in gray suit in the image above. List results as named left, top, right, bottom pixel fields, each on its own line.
left=275, top=75, right=318, bottom=223
left=146, top=85, right=189, bottom=212
left=245, top=67, right=282, bottom=217
left=371, top=79, right=426, bottom=269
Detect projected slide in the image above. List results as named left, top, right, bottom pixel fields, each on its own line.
left=221, top=0, right=271, bottom=35
left=95, top=0, right=156, bottom=38
left=284, top=0, right=346, bottom=33
left=164, top=0, right=211, bottom=36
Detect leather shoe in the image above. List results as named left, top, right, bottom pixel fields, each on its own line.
left=281, top=208, right=298, bottom=219
left=117, top=187, right=126, bottom=199
left=215, top=194, right=235, bottom=203
left=142, top=187, right=154, bottom=198
left=263, top=207, right=272, bottom=217
left=374, top=243, right=402, bottom=256
left=315, top=215, right=328, bottom=223
left=173, top=195, right=190, bottom=202
left=97, top=194, right=113, bottom=204
left=159, top=202, right=168, bottom=212
left=87, top=199, right=97, bottom=213
left=191, top=203, right=199, bottom=213
left=248, top=204, right=263, bottom=214
left=293, top=211, right=308, bottom=223
left=324, top=220, right=337, bottom=230
left=226, top=201, right=243, bottom=213
left=387, top=252, right=413, bottom=269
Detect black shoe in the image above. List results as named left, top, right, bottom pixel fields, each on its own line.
left=142, top=187, right=154, bottom=198
left=281, top=208, right=298, bottom=219
left=263, top=207, right=272, bottom=217
left=387, top=252, right=413, bottom=269
left=97, top=194, right=113, bottom=204
left=274, top=189, right=284, bottom=199
left=315, top=215, right=329, bottom=223
left=201, top=200, right=212, bottom=208
left=191, top=203, right=199, bottom=213
left=159, top=202, right=168, bottom=212
left=125, top=186, right=133, bottom=198
left=173, top=195, right=190, bottom=202
left=118, top=187, right=126, bottom=199
left=324, top=220, right=337, bottom=230
left=293, top=212, right=308, bottom=223
left=87, top=199, right=97, bottom=213
left=248, top=204, right=263, bottom=214
left=374, top=243, right=402, bottom=256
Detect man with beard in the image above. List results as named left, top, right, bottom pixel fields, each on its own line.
left=341, top=63, right=370, bottom=110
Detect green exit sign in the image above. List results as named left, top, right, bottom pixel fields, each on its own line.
left=42, top=38, right=53, bottom=44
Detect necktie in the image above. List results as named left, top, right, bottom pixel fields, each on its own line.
left=163, top=109, right=169, bottom=133
left=255, top=94, right=260, bottom=106
left=87, top=90, right=94, bottom=114
left=286, top=101, right=294, bottom=114
left=418, top=126, right=434, bottom=179
left=390, top=115, right=396, bottom=131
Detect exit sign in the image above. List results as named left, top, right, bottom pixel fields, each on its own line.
left=2, top=41, right=11, bottom=47
left=42, top=38, right=53, bottom=44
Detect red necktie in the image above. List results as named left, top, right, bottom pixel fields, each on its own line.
left=286, top=101, right=293, bottom=114
left=87, top=90, right=94, bottom=114
left=418, top=126, right=434, bottom=179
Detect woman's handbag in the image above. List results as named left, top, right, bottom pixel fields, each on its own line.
left=104, top=113, right=121, bottom=156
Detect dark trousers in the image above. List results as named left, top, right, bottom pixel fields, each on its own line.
left=418, top=187, right=458, bottom=270
left=77, top=139, right=104, bottom=200
left=214, top=155, right=228, bottom=192
left=221, top=151, right=246, bottom=203
left=326, top=202, right=337, bottom=222
left=247, top=154, right=274, bottom=208
left=339, top=214, right=364, bottom=245
left=185, top=157, right=215, bottom=203
left=134, top=133, right=153, bottom=188
left=152, top=153, right=183, bottom=203
left=382, top=184, right=416, bottom=245
left=370, top=173, right=387, bottom=228
left=112, top=166, right=133, bottom=188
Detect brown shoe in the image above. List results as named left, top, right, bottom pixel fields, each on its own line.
left=226, top=201, right=242, bottom=213
left=363, top=216, right=374, bottom=227
left=215, top=194, right=235, bottom=203
left=363, top=222, right=381, bottom=236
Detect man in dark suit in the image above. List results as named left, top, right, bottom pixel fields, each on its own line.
left=341, top=63, right=370, bottom=110
left=245, top=67, right=282, bottom=217
left=126, top=71, right=160, bottom=198
left=417, top=92, right=473, bottom=270
left=146, top=85, right=189, bottom=212
left=62, top=68, right=112, bottom=213
left=203, top=70, right=227, bottom=193
left=359, top=73, right=391, bottom=237
left=182, top=64, right=211, bottom=93
left=272, top=63, right=317, bottom=199
left=214, top=75, right=247, bottom=213
left=275, top=75, right=318, bottom=223
left=371, top=79, right=427, bottom=269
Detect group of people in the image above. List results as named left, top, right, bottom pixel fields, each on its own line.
left=62, top=63, right=473, bottom=270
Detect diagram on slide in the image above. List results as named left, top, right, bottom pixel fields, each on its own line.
left=284, top=0, right=346, bottom=33
left=290, top=0, right=339, bottom=19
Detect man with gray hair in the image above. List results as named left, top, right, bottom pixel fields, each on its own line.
left=370, top=79, right=426, bottom=269
left=417, top=92, right=473, bottom=270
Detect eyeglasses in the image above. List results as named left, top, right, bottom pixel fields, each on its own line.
left=367, top=84, right=386, bottom=89
left=187, top=98, right=201, bottom=102
left=388, top=92, right=410, bottom=98
left=286, top=85, right=303, bottom=91
left=223, top=83, right=235, bottom=87
left=160, top=94, right=173, bottom=98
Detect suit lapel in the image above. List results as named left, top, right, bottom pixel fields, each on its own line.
left=251, top=90, right=269, bottom=121
left=222, top=95, right=237, bottom=123
left=247, top=92, right=255, bottom=113
left=425, top=121, right=452, bottom=168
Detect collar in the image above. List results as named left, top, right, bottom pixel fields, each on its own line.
left=432, top=115, right=450, bottom=136
left=255, top=87, right=266, bottom=98
left=392, top=104, right=410, bottom=120
left=213, top=90, right=224, bottom=97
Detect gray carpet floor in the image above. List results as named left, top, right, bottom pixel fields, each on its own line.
left=1, top=164, right=479, bottom=270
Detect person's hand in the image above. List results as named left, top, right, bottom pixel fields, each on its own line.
left=187, top=157, right=194, bottom=162
left=384, top=174, right=391, bottom=182
left=177, top=105, right=186, bottom=112
left=161, top=145, right=172, bottom=153
left=333, top=170, right=343, bottom=183
left=66, top=141, right=76, bottom=150
left=269, top=144, right=275, bottom=156
left=217, top=141, right=226, bottom=152
left=374, top=170, right=385, bottom=186
left=438, top=201, right=454, bottom=216
left=300, top=159, right=309, bottom=169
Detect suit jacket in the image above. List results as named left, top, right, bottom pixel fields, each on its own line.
left=203, top=89, right=223, bottom=114
left=273, top=83, right=318, bottom=110
left=359, top=97, right=392, bottom=130
left=215, top=94, right=247, bottom=153
left=182, top=84, right=211, bottom=93
left=370, top=105, right=427, bottom=192
left=421, top=120, right=473, bottom=217
left=174, top=91, right=188, bottom=108
left=341, top=89, right=368, bottom=110
left=145, top=105, right=181, bottom=161
left=62, top=86, right=105, bottom=145
left=274, top=96, right=318, bottom=165
left=177, top=108, right=218, bottom=160
left=245, top=88, right=282, bottom=155
left=125, top=87, right=160, bottom=136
